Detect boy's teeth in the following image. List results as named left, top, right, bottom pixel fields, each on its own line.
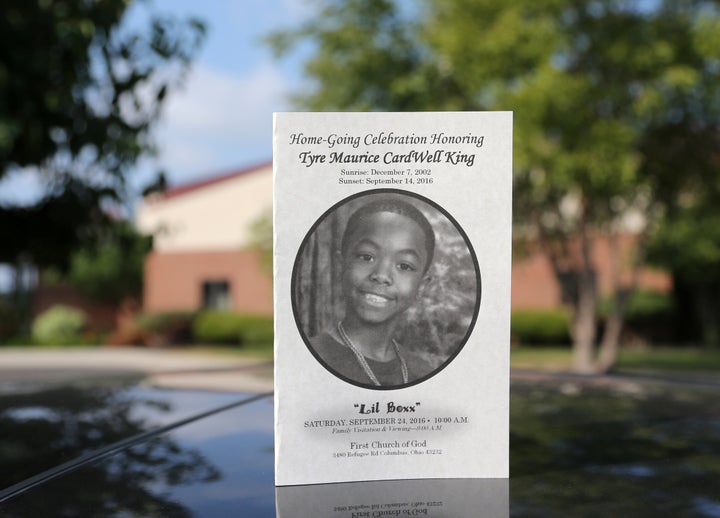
left=364, top=293, right=390, bottom=306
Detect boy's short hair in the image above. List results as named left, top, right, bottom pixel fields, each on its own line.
left=341, top=195, right=436, bottom=272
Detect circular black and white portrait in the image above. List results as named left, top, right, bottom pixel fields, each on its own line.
left=292, top=189, right=480, bottom=390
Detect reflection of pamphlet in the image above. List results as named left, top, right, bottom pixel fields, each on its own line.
left=274, top=112, right=512, bottom=486
left=276, top=478, right=509, bottom=517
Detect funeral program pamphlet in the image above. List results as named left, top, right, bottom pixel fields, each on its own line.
left=273, top=112, right=512, bottom=486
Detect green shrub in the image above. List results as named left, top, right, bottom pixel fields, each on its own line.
left=192, top=311, right=243, bottom=344
left=599, top=290, right=674, bottom=320
left=134, top=311, right=196, bottom=346
left=32, top=305, right=87, bottom=346
left=135, top=311, right=196, bottom=332
left=239, top=315, right=274, bottom=345
left=511, top=309, right=571, bottom=345
left=193, top=311, right=274, bottom=345
left=599, top=290, right=676, bottom=344
left=625, top=290, right=674, bottom=320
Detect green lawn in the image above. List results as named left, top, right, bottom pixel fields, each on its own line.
left=8, top=339, right=718, bottom=376
left=190, top=344, right=720, bottom=376
left=616, top=346, right=720, bottom=373
left=511, top=346, right=720, bottom=376
left=510, top=347, right=574, bottom=371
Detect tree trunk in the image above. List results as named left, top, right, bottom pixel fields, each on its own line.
left=696, top=281, right=720, bottom=348
left=12, top=258, right=34, bottom=335
left=596, top=291, right=627, bottom=373
left=571, top=224, right=598, bottom=373
left=571, top=268, right=598, bottom=373
left=597, top=232, right=625, bottom=373
left=597, top=231, right=647, bottom=372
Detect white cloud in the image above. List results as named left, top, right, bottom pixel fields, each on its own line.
left=153, top=62, right=290, bottom=183
left=279, top=0, right=314, bottom=20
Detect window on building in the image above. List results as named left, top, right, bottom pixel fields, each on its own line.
left=202, top=280, right=231, bottom=310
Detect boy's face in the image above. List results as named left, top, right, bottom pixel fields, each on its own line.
left=341, top=211, right=429, bottom=326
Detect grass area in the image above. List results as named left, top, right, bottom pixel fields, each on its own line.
left=511, top=346, right=720, bottom=376
left=6, top=339, right=718, bottom=376
left=617, top=347, right=720, bottom=373
left=510, top=347, right=573, bottom=371
left=192, top=343, right=720, bottom=379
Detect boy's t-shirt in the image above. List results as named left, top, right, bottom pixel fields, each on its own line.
left=310, top=332, right=431, bottom=387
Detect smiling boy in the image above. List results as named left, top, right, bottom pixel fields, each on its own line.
left=311, top=195, right=436, bottom=387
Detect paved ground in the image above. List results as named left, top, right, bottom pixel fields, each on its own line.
left=3, top=347, right=717, bottom=395
left=0, top=347, right=273, bottom=393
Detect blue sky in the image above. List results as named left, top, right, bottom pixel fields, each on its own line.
left=0, top=0, right=311, bottom=207
left=130, top=0, right=310, bottom=191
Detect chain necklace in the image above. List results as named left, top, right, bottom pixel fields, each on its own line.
left=337, top=321, right=408, bottom=386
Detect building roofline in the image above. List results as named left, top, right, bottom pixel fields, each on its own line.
left=147, top=160, right=272, bottom=203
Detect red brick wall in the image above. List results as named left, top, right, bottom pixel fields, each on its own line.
left=511, top=233, right=671, bottom=309
left=511, top=251, right=561, bottom=309
left=143, top=249, right=273, bottom=315
left=143, top=235, right=669, bottom=315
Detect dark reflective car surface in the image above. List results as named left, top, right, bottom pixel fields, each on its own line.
left=510, top=373, right=720, bottom=517
left=1, top=372, right=719, bottom=517
left=0, top=380, right=275, bottom=517
left=0, top=380, right=255, bottom=491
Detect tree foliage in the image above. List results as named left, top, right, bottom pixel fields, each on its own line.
left=0, top=0, right=205, bottom=270
left=648, top=203, right=720, bottom=346
left=57, top=221, right=152, bottom=304
left=248, top=208, right=273, bottom=275
left=269, top=0, right=720, bottom=371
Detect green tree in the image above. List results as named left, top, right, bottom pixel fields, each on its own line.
left=639, top=62, right=720, bottom=348
left=57, top=221, right=152, bottom=304
left=248, top=208, right=273, bottom=275
left=268, top=0, right=720, bottom=372
left=0, top=0, right=205, bottom=271
left=648, top=204, right=720, bottom=347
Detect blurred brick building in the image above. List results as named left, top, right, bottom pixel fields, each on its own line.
left=135, top=161, right=669, bottom=315
left=136, top=162, right=273, bottom=316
